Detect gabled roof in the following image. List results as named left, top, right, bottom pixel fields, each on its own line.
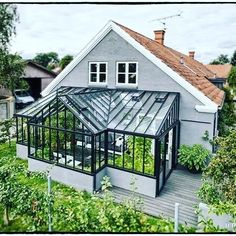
left=22, top=60, right=57, bottom=78
left=42, top=20, right=224, bottom=112
left=114, top=22, right=224, bottom=106
left=205, top=64, right=232, bottom=79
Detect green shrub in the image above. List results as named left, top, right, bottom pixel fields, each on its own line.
left=0, top=142, right=195, bottom=233
left=197, top=130, right=236, bottom=231
left=198, top=129, right=236, bottom=204
left=178, top=144, right=210, bottom=172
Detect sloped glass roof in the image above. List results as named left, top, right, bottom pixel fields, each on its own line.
left=16, top=87, right=179, bottom=137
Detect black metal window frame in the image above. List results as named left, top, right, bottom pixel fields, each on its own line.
left=15, top=87, right=180, bottom=195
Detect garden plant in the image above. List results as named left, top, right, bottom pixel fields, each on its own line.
left=0, top=141, right=195, bottom=233
left=197, top=129, right=236, bottom=232
left=178, top=144, right=210, bottom=173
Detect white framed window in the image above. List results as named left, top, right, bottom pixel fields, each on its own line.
left=89, top=62, right=107, bottom=84
left=116, top=62, right=138, bottom=85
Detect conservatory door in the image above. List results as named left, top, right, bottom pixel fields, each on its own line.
left=165, top=128, right=173, bottom=178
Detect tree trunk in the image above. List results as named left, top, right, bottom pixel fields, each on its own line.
left=3, top=206, right=9, bottom=226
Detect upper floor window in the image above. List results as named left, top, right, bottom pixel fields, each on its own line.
left=89, top=62, right=107, bottom=84
left=116, top=62, right=138, bottom=85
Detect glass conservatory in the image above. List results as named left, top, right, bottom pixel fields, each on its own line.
left=15, top=87, right=180, bottom=197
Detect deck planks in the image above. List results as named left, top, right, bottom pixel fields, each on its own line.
left=107, top=167, right=202, bottom=227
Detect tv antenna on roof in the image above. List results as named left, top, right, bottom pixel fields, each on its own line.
left=149, top=11, right=183, bottom=30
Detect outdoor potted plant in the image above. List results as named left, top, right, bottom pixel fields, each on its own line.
left=178, top=144, right=210, bottom=173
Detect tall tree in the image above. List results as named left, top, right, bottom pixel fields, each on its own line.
left=218, top=86, right=236, bottom=136
left=0, top=53, right=27, bottom=94
left=33, top=52, right=59, bottom=70
left=0, top=4, right=18, bottom=50
left=0, top=4, right=26, bottom=94
left=231, top=50, right=236, bottom=66
left=228, top=66, right=236, bottom=91
left=210, top=54, right=230, bottom=65
left=59, top=54, right=73, bottom=69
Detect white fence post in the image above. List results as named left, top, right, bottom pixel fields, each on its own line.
left=48, top=175, right=52, bottom=232
left=174, top=203, right=179, bottom=232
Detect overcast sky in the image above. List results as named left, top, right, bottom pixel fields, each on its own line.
left=10, top=3, right=236, bottom=64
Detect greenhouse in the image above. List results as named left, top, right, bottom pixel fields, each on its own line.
left=15, top=87, right=180, bottom=197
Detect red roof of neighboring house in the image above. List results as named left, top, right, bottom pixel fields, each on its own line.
left=205, top=64, right=232, bottom=79
left=114, top=21, right=224, bottom=106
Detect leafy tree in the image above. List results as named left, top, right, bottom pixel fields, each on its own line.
left=218, top=65, right=236, bottom=136
left=198, top=129, right=236, bottom=204
left=0, top=4, right=26, bottom=95
left=210, top=54, right=230, bottom=65
left=0, top=165, right=19, bottom=225
left=231, top=50, right=236, bottom=66
left=59, top=55, right=73, bottom=69
left=0, top=53, right=27, bottom=94
left=228, top=66, right=236, bottom=94
left=218, top=87, right=236, bottom=136
left=33, top=52, right=59, bottom=70
left=0, top=4, right=18, bottom=50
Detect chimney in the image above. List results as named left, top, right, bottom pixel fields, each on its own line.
left=189, top=51, right=195, bottom=60
left=154, top=30, right=165, bottom=45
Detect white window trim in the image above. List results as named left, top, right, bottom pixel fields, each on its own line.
left=116, top=62, right=138, bottom=86
left=89, top=62, right=108, bottom=84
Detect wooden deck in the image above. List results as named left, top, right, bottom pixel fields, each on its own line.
left=108, top=167, right=202, bottom=227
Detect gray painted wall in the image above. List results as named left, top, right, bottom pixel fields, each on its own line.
left=0, top=96, right=15, bottom=120
left=198, top=202, right=234, bottom=231
left=28, top=158, right=94, bottom=193
left=27, top=159, right=156, bottom=197
left=52, top=30, right=216, bottom=150
left=106, top=167, right=156, bottom=197
left=17, top=144, right=28, bottom=160
left=41, top=78, right=54, bottom=91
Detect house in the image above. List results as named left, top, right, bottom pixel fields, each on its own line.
left=205, top=64, right=232, bottom=89
left=15, top=21, right=224, bottom=198
left=22, top=60, right=57, bottom=100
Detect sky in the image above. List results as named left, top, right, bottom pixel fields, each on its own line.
left=9, top=3, right=236, bottom=64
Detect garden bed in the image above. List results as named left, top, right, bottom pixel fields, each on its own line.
left=0, top=141, right=194, bottom=233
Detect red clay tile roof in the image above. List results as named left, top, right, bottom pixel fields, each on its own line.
left=205, top=64, right=232, bottom=79
left=114, top=21, right=224, bottom=106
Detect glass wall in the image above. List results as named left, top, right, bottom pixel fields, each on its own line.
left=16, top=87, right=180, bottom=195
left=107, top=131, right=156, bottom=177
left=28, top=102, right=94, bottom=174
left=16, top=116, right=29, bottom=145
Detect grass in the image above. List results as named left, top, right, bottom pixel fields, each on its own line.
left=0, top=140, right=196, bottom=233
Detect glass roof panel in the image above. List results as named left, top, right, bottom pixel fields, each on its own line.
left=152, top=93, right=177, bottom=136
left=16, top=87, right=81, bottom=117
left=114, top=91, right=151, bottom=131
left=108, top=91, right=145, bottom=129
left=133, top=97, right=163, bottom=135
left=17, top=86, right=179, bottom=136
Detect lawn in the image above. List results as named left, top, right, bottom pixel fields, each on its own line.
left=0, top=141, right=195, bottom=233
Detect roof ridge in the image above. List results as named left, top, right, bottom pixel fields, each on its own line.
left=115, top=22, right=214, bottom=78
left=114, top=21, right=224, bottom=106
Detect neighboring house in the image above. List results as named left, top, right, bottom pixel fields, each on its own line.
left=22, top=60, right=57, bottom=100
left=205, top=64, right=232, bottom=89
left=15, top=21, right=224, bottom=197
left=0, top=60, right=57, bottom=100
